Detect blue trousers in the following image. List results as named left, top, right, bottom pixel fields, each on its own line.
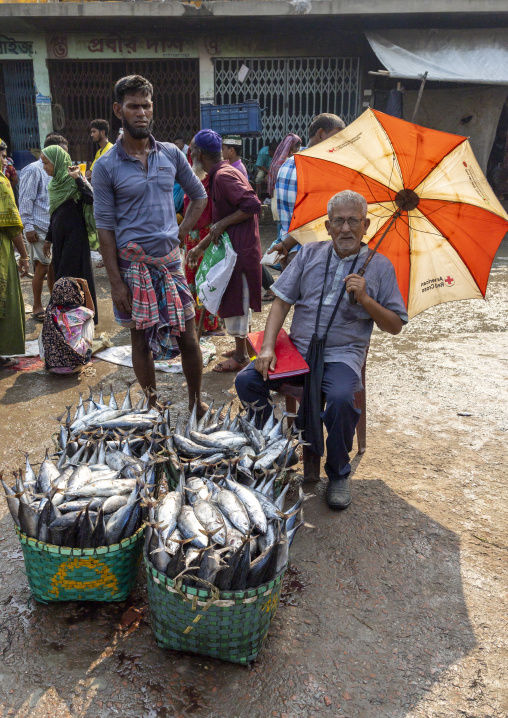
left=235, top=361, right=361, bottom=480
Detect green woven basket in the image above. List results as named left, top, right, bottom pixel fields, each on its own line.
left=16, top=526, right=144, bottom=604
left=145, top=552, right=286, bottom=664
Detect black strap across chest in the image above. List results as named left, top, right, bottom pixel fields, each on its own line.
left=313, top=244, right=361, bottom=339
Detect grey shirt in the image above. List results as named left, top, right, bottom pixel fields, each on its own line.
left=271, top=241, right=408, bottom=378
left=92, top=135, right=206, bottom=263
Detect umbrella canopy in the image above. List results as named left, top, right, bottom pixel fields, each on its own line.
left=289, top=108, right=508, bottom=318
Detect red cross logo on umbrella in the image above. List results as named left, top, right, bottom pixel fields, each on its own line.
left=444, top=276, right=455, bottom=287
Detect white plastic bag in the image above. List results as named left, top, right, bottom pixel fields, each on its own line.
left=195, top=232, right=237, bottom=316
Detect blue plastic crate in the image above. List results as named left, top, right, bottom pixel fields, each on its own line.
left=200, top=100, right=262, bottom=137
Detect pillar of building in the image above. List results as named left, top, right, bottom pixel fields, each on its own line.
left=32, top=36, right=53, bottom=146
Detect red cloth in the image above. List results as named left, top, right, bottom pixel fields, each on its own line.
left=184, top=225, right=219, bottom=332
left=208, top=161, right=262, bottom=318
left=183, top=174, right=213, bottom=229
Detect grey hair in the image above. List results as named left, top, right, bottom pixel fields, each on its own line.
left=327, top=190, right=367, bottom=217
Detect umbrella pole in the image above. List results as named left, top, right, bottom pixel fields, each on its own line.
left=349, top=208, right=403, bottom=304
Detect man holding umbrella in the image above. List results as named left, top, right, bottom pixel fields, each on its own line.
left=235, top=189, right=408, bottom=510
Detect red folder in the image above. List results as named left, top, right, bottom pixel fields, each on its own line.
left=247, top=328, right=310, bottom=380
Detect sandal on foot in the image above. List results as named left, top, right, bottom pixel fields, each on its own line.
left=32, top=311, right=45, bottom=323
left=221, top=349, right=236, bottom=359
left=212, top=357, right=249, bottom=373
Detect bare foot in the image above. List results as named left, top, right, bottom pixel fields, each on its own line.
left=190, top=400, right=208, bottom=420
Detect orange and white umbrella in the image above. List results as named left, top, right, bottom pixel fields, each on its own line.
left=289, top=108, right=508, bottom=318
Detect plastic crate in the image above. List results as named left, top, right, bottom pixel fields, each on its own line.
left=200, top=101, right=262, bottom=137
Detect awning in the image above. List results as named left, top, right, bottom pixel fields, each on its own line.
left=366, top=29, right=508, bottom=86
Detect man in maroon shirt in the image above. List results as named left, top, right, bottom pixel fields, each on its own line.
left=187, top=129, right=262, bottom=371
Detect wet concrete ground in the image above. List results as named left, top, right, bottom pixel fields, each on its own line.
left=0, top=223, right=507, bottom=718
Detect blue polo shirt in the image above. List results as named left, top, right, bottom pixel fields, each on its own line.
left=92, top=135, right=206, bottom=260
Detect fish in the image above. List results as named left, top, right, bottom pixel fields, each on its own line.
left=196, top=400, right=214, bottom=432
left=192, top=499, right=227, bottom=546
left=189, top=430, right=248, bottom=451
left=59, top=497, right=103, bottom=513
left=247, top=543, right=278, bottom=588
left=229, top=541, right=251, bottom=591
left=184, top=403, right=198, bottom=439
left=18, top=501, right=39, bottom=538
left=173, top=434, right=225, bottom=458
left=77, top=505, right=95, bottom=549
left=197, top=546, right=226, bottom=585
left=105, top=499, right=137, bottom=545
left=108, top=385, right=118, bottom=410
left=2, top=480, right=21, bottom=528
left=214, top=488, right=251, bottom=535
left=37, top=453, right=61, bottom=494
left=185, top=478, right=209, bottom=505
left=157, top=490, right=183, bottom=542
left=91, top=508, right=107, bottom=547
left=177, top=506, right=208, bottom=549
left=121, top=381, right=134, bottom=411
left=223, top=474, right=268, bottom=534
left=67, top=464, right=94, bottom=491
left=64, top=479, right=137, bottom=500
left=101, top=495, right=128, bottom=514
left=239, top=416, right=265, bottom=455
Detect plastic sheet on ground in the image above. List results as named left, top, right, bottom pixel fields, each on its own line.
left=5, top=340, right=40, bottom=358
left=95, top=339, right=216, bottom=373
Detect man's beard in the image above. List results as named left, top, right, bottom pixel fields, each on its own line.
left=122, top=115, right=154, bottom=140
left=192, top=156, right=207, bottom=181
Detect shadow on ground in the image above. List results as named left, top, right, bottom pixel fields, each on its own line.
left=0, top=478, right=475, bottom=718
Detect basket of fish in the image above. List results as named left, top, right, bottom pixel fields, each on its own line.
left=16, top=526, right=144, bottom=604
left=2, top=384, right=169, bottom=603
left=165, top=400, right=301, bottom=494
left=144, top=454, right=309, bottom=664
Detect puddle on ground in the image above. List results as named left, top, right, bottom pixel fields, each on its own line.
left=280, top=563, right=307, bottom=607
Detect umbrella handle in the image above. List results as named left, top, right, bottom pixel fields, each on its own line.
left=348, top=267, right=366, bottom=305
left=348, top=209, right=402, bottom=305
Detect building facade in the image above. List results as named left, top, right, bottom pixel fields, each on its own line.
left=1, top=1, right=508, bottom=170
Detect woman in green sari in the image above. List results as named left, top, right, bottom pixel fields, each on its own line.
left=41, top=145, right=98, bottom=322
left=0, top=173, right=29, bottom=367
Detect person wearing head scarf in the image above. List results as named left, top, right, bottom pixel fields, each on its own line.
left=40, top=276, right=95, bottom=373
left=187, top=129, right=262, bottom=372
left=267, top=133, right=302, bottom=198
left=0, top=173, right=29, bottom=368
left=41, top=145, right=98, bottom=323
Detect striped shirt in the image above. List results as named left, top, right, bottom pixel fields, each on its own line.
left=275, top=155, right=298, bottom=239
left=19, top=159, right=50, bottom=233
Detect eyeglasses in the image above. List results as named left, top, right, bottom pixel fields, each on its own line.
left=329, top=217, right=365, bottom=229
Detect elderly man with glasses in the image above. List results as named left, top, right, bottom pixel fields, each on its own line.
left=236, top=189, right=408, bottom=510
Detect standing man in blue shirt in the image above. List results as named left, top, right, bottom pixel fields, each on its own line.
left=93, top=75, right=208, bottom=412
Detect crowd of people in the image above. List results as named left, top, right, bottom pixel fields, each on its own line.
left=1, top=73, right=408, bottom=510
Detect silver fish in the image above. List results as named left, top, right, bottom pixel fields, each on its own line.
left=101, top=494, right=128, bottom=514
left=224, top=475, right=268, bottom=534
left=214, top=488, right=251, bottom=535
left=192, top=499, right=226, bottom=546
left=65, top=479, right=136, bottom=500
left=173, top=434, right=224, bottom=458
left=157, top=490, right=183, bottom=542
left=177, top=506, right=208, bottom=549
left=189, top=430, right=248, bottom=450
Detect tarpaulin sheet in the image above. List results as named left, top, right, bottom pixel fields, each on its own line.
left=402, top=86, right=508, bottom=172
left=366, top=29, right=508, bottom=85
